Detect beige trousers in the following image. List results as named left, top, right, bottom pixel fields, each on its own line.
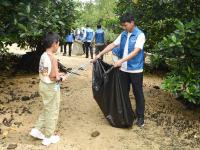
left=35, top=81, right=60, bottom=137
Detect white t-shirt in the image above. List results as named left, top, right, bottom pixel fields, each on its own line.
left=39, top=52, right=54, bottom=83
left=114, top=32, right=145, bottom=73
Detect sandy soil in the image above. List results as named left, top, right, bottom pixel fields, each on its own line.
left=0, top=49, right=199, bottom=150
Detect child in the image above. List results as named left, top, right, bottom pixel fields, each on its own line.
left=30, top=32, right=66, bottom=146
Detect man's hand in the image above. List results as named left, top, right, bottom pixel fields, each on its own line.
left=113, top=59, right=123, bottom=68
left=90, top=43, right=116, bottom=63
left=61, top=75, right=67, bottom=81
left=90, top=54, right=101, bottom=63
left=59, top=72, right=65, bottom=76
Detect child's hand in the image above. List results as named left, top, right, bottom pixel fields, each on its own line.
left=61, top=75, right=67, bottom=81
left=59, top=72, right=65, bottom=76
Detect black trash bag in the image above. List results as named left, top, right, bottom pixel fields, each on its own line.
left=92, top=60, right=135, bottom=128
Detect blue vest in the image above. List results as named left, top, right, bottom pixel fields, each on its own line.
left=112, top=47, right=120, bottom=57
left=86, top=28, right=94, bottom=42
left=66, top=34, right=74, bottom=43
left=119, top=27, right=144, bottom=70
left=95, top=29, right=104, bottom=44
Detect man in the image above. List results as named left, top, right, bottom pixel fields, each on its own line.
left=84, top=25, right=94, bottom=59
left=95, top=24, right=105, bottom=59
left=92, top=13, right=146, bottom=127
left=80, top=27, right=86, bottom=54
left=64, top=32, right=75, bottom=56
left=75, top=28, right=81, bottom=40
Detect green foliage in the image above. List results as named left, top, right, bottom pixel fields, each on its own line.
left=0, top=0, right=77, bottom=72
left=162, top=66, right=200, bottom=104
left=157, top=18, right=200, bottom=104
left=76, top=0, right=117, bottom=27
left=149, top=54, right=168, bottom=71
left=75, top=0, right=119, bottom=42
left=0, top=0, right=77, bottom=51
left=0, top=52, right=20, bottom=71
left=115, top=0, right=200, bottom=52
left=151, top=18, right=200, bottom=69
left=104, top=29, right=118, bottom=43
left=156, top=19, right=200, bottom=65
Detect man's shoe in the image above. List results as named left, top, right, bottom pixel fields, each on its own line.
left=136, top=117, right=144, bottom=127
left=29, top=128, right=45, bottom=140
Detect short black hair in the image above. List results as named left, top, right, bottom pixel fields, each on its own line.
left=86, top=24, right=89, bottom=28
left=42, top=32, right=60, bottom=49
left=97, top=24, right=101, bottom=29
left=120, top=12, right=135, bottom=23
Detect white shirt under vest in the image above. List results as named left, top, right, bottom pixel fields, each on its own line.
left=114, top=31, right=145, bottom=73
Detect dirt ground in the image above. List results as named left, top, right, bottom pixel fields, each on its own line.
left=0, top=47, right=200, bottom=150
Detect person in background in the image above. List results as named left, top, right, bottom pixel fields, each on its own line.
left=75, top=28, right=80, bottom=40
left=84, top=25, right=94, bottom=59
left=59, top=31, right=66, bottom=54
left=80, top=27, right=86, bottom=54
left=30, top=32, right=67, bottom=146
left=60, top=43, right=63, bottom=53
left=64, top=31, right=75, bottom=56
left=95, top=24, right=105, bottom=60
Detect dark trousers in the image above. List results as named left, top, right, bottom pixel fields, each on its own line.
left=82, top=42, right=86, bottom=54
left=60, top=44, right=63, bottom=52
left=119, top=71, right=145, bottom=118
left=95, top=45, right=104, bottom=60
left=85, top=42, right=93, bottom=58
left=64, top=42, right=73, bottom=56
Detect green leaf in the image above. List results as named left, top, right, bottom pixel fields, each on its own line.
left=0, top=1, right=12, bottom=7
left=58, top=21, right=65, bottom=26
left=171, top=35, right=176, bottom=43
left=175, top=21, right=184, bottom=31
left=18, top=23, right=27, bottom=31
left=19, top=33, right=26, bottom=38
left=26, top=4, right=31, bottom=13
left=14, top=18, right=17, bottom=25
left=55, top=15, right=59, bottom=19
left=18, top=12, right=27, bottom=17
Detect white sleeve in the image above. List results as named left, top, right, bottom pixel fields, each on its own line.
left=92, top=31, right=95, bottom=40
left=113, top=34, right=121, bottom=46
left=135, top=33, right=145, bottom=49
left=83, top=30, right=86, bottom=39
